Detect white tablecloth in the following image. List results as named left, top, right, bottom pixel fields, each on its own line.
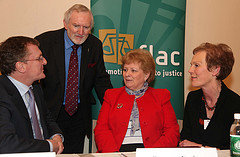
left=57, top=150, right=230, bottom=157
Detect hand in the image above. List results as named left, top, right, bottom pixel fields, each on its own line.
left=179, top=140, right=202, bottom=147
left=48, top=135, right=64, bottom=154
left=52, top=134, right=63, bottom=143
left=53, top=135, right=64, bottom=154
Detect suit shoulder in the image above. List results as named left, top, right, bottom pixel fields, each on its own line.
left=184, top=89, right=202, bottom=108
left=0, top=76, right=7, bottom=92
left=148, top=87, right=171, bottom=96
left=105, top=87, right=125, bottom=95
left=35, top=28, right=64, bottom=42
left=0, top=76, right=14, bottom=103
left=0, top=75, right=10, bottom=89
left=85, top=34, right=102, bottom=45
left=224, top=85, right=240, bottom=99
left=185, top=89, right=202, bottom=104
left=222, top=85, right=240, bottom=109
left=187, top=89, right=202, bottom=98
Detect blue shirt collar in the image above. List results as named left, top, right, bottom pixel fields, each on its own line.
left=64, top=30, right=74, bottom=50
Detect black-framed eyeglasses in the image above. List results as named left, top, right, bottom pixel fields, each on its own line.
left=23, top=56, right=45, bottom=62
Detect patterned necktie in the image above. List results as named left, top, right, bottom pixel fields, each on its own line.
left=65, top=45, right=79, bottom=116
left=28, top=87, right=43, bottom=140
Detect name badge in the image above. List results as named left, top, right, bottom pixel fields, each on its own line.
left=136, top=148, right=218, bottom=157
left=204, top=119, right=210, bottom=129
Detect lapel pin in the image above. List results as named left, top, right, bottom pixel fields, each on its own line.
left=117, top=103, right=123, bottom=109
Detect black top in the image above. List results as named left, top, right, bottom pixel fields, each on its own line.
left=180, top=82, right=240, bottom=149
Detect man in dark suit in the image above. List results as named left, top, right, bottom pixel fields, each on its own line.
left=35, top=4, right=112, bottom=153
left=0, top=36, right=64, bottom=153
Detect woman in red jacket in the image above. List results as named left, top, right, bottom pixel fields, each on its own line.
left=94, top=49, right=179, bottom=152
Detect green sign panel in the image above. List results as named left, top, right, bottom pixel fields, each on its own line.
left=91, top=0, right=186, bottom=120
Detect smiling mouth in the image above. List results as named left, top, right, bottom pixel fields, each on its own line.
left=76, top=35, right=84, bottom=38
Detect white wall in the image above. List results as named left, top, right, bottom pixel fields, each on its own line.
left=0, top=0, right=91, bottom=153
left=185, top=0, right=240, bottom=98
left=1, top=0, right=239, bottom=98
left=0, top=0, right=90, bottom=41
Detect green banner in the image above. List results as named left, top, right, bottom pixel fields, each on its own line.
left=91, top=0, right=186, bottom=120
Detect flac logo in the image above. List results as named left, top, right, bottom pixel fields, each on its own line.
left=99, top=29, right=134, bottom=64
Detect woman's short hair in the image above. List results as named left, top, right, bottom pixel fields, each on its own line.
left=121, top=49, right=156, bottom=83
left=64, top=4, right=94, bottom=28
left=193, top=42, right=234, bottom=80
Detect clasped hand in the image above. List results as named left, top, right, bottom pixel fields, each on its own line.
left=47, top=135, right=64, bottom=154
left=179, top=139, right=203, bottom=147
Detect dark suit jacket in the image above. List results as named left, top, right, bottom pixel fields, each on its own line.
left=0, top=75, right=62, bottom=153
left=35, top=28, right=112, bottom=134
left=180, top=82, right=240, bottom=149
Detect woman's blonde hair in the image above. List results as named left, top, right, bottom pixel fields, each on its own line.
left=121, top=49, right=156, bottom=83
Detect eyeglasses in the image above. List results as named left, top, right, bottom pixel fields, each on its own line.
left=23, top=56, right=45, bottom=62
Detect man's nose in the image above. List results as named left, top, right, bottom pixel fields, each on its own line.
left=78, top=27, right=84, bottom=35
left=43, top=57, right=47, bottom=65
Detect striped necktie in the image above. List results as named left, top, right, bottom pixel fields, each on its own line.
left=27, top=87, right=43, bottom=139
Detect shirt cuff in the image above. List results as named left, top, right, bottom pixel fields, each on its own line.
left=50, top=133, right=64, bottom=142
left=48, top=133, right=64, bottom=152
left=47, top=140, right=53, bottom=152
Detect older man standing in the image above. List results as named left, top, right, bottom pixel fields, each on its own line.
left=35, top=4, right=112, bottom=153
left=0, top=36, right=64, bottom=154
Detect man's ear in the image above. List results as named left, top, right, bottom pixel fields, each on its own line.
left=63, top=20, right=68, bottom=30
left=15, top=61, right=26, bottom=73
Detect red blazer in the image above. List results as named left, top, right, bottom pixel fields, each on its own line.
left=94, top=87, right=180, bottom=153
